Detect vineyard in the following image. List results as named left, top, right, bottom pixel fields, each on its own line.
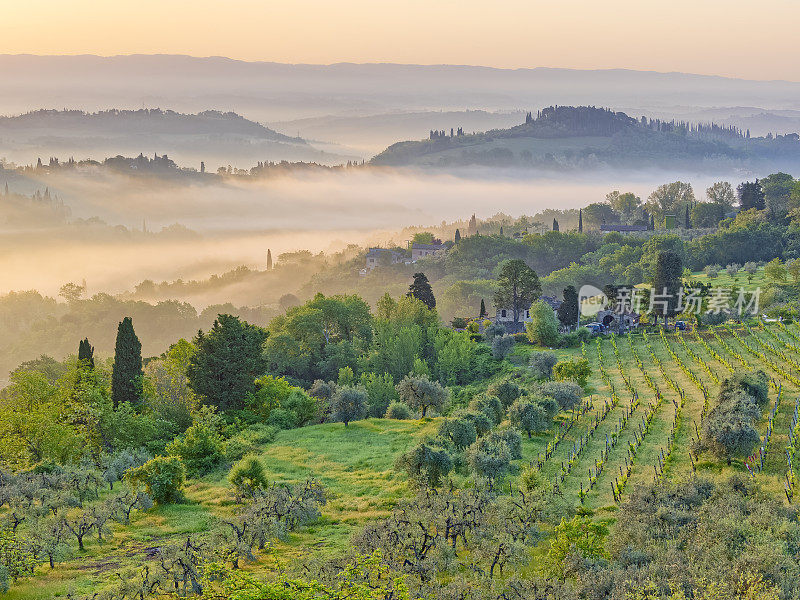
left=527, top=320, right=800, bottom=513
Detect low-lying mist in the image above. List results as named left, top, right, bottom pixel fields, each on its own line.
left=1, top=166, right=743, bottom=298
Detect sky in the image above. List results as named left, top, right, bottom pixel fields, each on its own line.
left=2, top=0, right=798, bottom=81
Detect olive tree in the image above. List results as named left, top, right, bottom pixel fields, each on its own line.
left=508, top=399, right=550, bottom=438
left=395, top=375, right=449, bottom=417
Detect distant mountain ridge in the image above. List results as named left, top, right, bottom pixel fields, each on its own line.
left=2, top=55, right=800, bottom=124
left=370, top=105, right=800, bottom=170
left=0, top=108, right=302, bottom=143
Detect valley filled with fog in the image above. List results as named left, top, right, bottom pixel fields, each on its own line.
left=0, top=166, right=742, bottom=298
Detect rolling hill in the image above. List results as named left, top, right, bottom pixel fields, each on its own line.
left=370, top=105, right=800, bottom=171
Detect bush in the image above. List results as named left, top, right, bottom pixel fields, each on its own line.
left=282, top=389, right=319, bottom=427
left=451, top=409, right=493, bottom=436
left=508, top=399, right=550, bottom=438
left=396, top=442, right=453, bottom=487
left=385, top=401, right=412, bottom=420
left=529, top=351, right=558, bottom=379
left=438, top=417, right=478, bottom=450
left=539, top=381, right=583, bottom=411
left=526, top=301, right=560, bottom=346
left=466, top=436, right=512, bottom=482
left=483, top=322, right=506, bottom=342
left=488, top=380, right=523, bottom=408
left=534, top=395, right=560, bottom=418
left=228, top=455, right=269, bottom=498
left=331, top=386, right=368, bottom=426
left=492, top=335, right=516, bottom=360
left=553, top=358, right=591, bottom=386
left=360, top=372, right=399, bottom=418
left=125, top=456, right=186, bottom=504
left=491, top=427, right=522, bottom=460
left=223, top=425, right=278, bottom=461
left=165, top=423, right=224, bottom=476
left=468, top=394, right=504, bottom=424
left=266, top=408, right=297, bottom=430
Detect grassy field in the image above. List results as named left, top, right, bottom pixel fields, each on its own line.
left=7, top=321, right=800, bottom=598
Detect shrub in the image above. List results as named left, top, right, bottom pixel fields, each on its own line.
left=539, top=381, right=583, bottom=411
left=223, top=425, right=278, bottom=461
left=468, top=394, right=504, bottom=424
left=491, top=335, right=516, bottom=360
left=309, top=379, right=335, bottom=401
left=552, top=358, right=590, bottom=386
left=360, top=372, right=399, bottom=418
left=508, top=399, right=550, bottom=438
left=266, top=408, right=297, bottom=430
left=396, top=442, right=453, bottom=487
left=438, top=417, right=478, bottom=450
left=483, top=322, right=506, bottom=342
left=165, top=423, right=224, bottom=476
left=452, top=409, right=493, bottom=436
left=491, top=427, right=522, bottom=460
left=529, top=351, right=558, bottom=379
left=228, top=455, right=269, bottom=498
left=331, top=386, right=368, bottom=426
left=466, top=436, right=512, bottom=482
left=534, top=395, right=560, bottom=419
left=125, top=456, right=186, bottom=504
left=282, top=389, right=319, bottom=427
left=385, top=401, right=412, bottom=420
left=488, top=380, right=523, bottom=408
left=526, top=301, right=560, bottom=346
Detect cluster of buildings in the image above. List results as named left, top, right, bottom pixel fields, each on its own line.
left=362, top=240, right=447, bottom=274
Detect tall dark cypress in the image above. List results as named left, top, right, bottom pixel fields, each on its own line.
left=454, top=228, right=461, bottom=243
left=685, top=205, right=691, bottom=228
left=479, top=298, right=486, bottom=318
left=111, top=317, right=143, bottom=408
left=266, top=249, right=273, bottom=270
left=407, top=272, right=436, bottom=309
left=78, top=337, right=95, bottom=369
left=553, top=218, right=559, bottom=231
left=578, top=209, right=583, bottom=233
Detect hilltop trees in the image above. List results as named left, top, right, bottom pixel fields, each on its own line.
left=494, top=259, right=541, bottom=327
left=111, top=317, right=143, bottom=408
left=187, top=314, right=268, bottom=411
left=407, top=272, right=436, bottom=309
left=646, top=181, right=695, bottom=221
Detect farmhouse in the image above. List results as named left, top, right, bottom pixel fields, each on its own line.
left=364, top=247, right=404, bottom=272
left=411, top=241, right=446, bottom=261
left=493, top=295, right=563, bottom=333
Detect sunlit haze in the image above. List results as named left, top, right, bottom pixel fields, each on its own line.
left=3, top=0, right=799, bottom=80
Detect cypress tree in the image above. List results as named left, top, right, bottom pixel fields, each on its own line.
left=578, top=209, right=583, bottom=233
left=685, top=205, right=691, bottom=228
left=111, top=317, right=143, bottom=408
left=78, top=337, right=95, bottom=369
left=553, top=218, right=559, bottom=232
left=454, top=228, right=461, bottom=243
left=479, top=299, right=487, bottom=318
left=649, top=214, right=655, bottom=230
left=266, top=249, right=273, bottom=270
left=407, top=272, right=436, bottom=309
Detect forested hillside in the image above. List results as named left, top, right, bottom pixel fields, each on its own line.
left=372, top=105, right=800, bottom=169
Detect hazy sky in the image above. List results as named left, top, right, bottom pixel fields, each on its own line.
left=3, top=0, right=798, bottom=81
